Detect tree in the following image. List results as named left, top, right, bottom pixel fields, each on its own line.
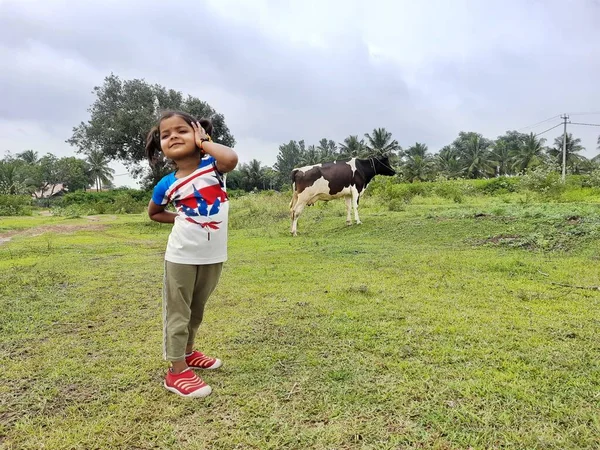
left=511, top=133, right=546, bottom=173
left=364, top=128, right=399, bottom=156
left=490, top=139, right=512, bottom=176
left=57, top=157, right=92, bottom=192
left=338, top=135, right=366, bottom=158
left=547, top=133, right=587, bottom=173
left=274, top=140, right=304, bottom=189
left=452, top=132, right=494, bottom=178
left=239, top=159, right=266, bottom=191
left=300, top=145, right=320, bottom=166
left=86, top=149, right=115, bottom=191
left=26, top=154, right=64, bottom=201
left=0, top=154, right=29, bottom=195
left=262, top=167, right=278, bottom=190
left=67, top=74, right=235, bottom=188
left=435, top=146, right=463, bottom=179
left=401, top=143, right=434, bottom=182
left=317, top=138, right=338, bottom=163
left=492, top=130, right=528, bottom=176
left=17, top=150, right=39, bottom=164
left=223, top=169, right=244, bottom=190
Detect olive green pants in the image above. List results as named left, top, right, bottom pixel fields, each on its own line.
left=162, top=261, right=223, bottom=362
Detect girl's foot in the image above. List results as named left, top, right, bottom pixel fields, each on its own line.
left=164, top=368, right=211, bottom=398
left=185, top=350, right=222, bottom=369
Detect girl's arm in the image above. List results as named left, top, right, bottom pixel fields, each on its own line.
left=148, top=200, right=176, bottom=223
left=201, top=141, right=238, bottom=173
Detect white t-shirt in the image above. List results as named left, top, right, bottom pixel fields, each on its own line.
left=151, top=156, right=229, bottom=265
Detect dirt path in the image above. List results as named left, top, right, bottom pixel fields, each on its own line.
left=0, top=222, right=109, bottom=245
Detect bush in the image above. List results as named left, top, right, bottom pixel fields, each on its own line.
left=520, top=165, right=566, bottom=198
left=474, top=177, right=520, bottom=195
left=433, top=182, right=464, bottom=203
left=0, top=195, right=34, bottom=216
left=387, top=199, right=406, bottom=212
left=50, top=204, right=94, bottom=218
left=581, top=170, right=600, bottom=188
left=54, top=189, right=150, bottom=214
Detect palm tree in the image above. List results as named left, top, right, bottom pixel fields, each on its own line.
left=17, top=150, right=39, bottom=164
left=454, top=132, right=494, bottom=178
left=239, top=159, right=265, bottom=190
left=491, top=140, right=512, bottom=176
left=300, top=145, right=320, bottom=166
left=547, top=133, right=586, bottom=172
left=364, top=128, right=399, bottom=156
left=592, top=136, right=600, bottom=165
left=317, top=139, right=338, bottom=163
left=435, top=146, right=463, bottom=178
left=86, top=149, right=114, bottom=191
left=511, top=133, right=546, bottom=173
left=402, top=143, right=434, bottom=182
left=338, top=135, right=365, bottom=158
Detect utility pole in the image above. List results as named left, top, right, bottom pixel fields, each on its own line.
left=561, top=113, right=569, bottom=183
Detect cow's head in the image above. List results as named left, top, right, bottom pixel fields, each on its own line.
left=373, top=155, right=396, bottom=176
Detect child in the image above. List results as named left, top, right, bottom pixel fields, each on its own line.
left=145, top=110, right=238, bottom=398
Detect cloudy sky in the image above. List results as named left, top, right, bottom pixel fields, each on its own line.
left=1, top=0, right=599, bottom=187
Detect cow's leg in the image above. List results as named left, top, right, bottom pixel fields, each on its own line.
left=291, top=201, right=306, bottom=236
left=351, top=188, right=361, bottom=224
left=345, top=196, right=352, bottom=225
left=289, top=190, right=298, bottom=219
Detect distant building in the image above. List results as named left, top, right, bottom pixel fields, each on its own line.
left=33, top=183, right=68, bottom=199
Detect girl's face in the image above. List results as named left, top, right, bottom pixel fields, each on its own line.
left=159, top=115, right=198, bottom=160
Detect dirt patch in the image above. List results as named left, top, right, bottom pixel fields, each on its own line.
left=0, top=223, right=108, bottom=245
left=482, top=234, right=521, bottom=244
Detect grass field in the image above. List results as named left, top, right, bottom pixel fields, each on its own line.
left=1, top=192, right=600, bottom=449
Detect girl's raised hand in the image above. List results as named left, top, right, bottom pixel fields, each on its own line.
left=191, top=121, right=209, bottom=150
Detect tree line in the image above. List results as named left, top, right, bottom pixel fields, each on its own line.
left=227, top=129, right=600, bottom=191
left=2, top=74, right=599, bottom=196
left=0, top=149, right=114, bottom=197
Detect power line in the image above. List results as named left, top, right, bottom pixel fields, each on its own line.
left=534, top=122, right=563, bottom=137
left=569, top=111, right=600, bottom=116
left=517, top=115, right=562, bottom=131
left=569, top=122, right=600, bottom=127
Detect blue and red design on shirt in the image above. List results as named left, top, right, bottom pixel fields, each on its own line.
left=152, top=156, right=228, bottom=232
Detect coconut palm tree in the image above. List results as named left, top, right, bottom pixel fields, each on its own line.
left=338, top=135, right=366, bottom=158
left=316, top=139, right=338, bottom=163
left=17, top=150, right=39, bottom=164
left=239, top=159, right=266, bottom=190
left=491, top=140, right=512, bottom=176
left=364, top=128, right=399, bottom=156
left=454, top=132, right=494, bottom=178
left=402, top=143, right=434, bottom=182
left=86, top=149, right=115, bottom=191
left=511, top=133, right=546, bottom=173
left=547, top=133, right=586, bottom=172
left=300, top=145, right=320, bottom=166
left=435, top=146, right=463, bottom=179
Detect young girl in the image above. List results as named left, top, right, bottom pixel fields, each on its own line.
left=146, top=110, right=238, bottom=398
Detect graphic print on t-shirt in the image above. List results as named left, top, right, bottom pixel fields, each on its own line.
left=177, top=181, right=228, bottom=230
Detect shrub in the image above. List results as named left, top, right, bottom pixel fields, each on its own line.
left=433, top=182, right=464, bottom=203
left=0, top=195, right=34, bottom=216
left=474, top=177, right=520, bottom=195
left=581, top=170, right=600, bottom=188
left=520, top=165, right=565, bottom=198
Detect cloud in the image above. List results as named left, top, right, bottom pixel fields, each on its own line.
left=0, top=0, right=599, bottom=186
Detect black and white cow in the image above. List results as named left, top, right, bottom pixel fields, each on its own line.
left=289, top=155, right=396, bottom=236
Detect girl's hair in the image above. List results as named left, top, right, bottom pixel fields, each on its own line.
left=145, top=110, right=213, bottom=165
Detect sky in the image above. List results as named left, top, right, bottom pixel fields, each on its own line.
left=1, top=0, right=599, bottom=188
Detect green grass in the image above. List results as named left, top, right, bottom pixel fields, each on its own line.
left=1, top=193, right=600, bottom=449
